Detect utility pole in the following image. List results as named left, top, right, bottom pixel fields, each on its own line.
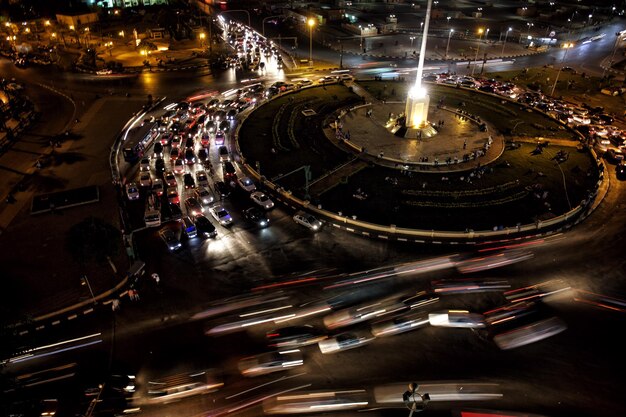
left=81, top=275, right=97, bottom=304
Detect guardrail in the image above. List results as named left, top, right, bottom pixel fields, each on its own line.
left=233, top=81, right=607, bottom=244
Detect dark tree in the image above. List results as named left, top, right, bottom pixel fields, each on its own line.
left=66, top=216, right=121, bottom=265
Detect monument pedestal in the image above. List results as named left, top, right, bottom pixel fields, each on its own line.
left=403, top=92, right=437, bottom=139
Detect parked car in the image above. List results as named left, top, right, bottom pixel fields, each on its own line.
left=153, top=142, right=164, bottom=159
left=198, top=147, right=209, bottom=161
left=250, top=191, right=274, bottom=209
left=195, top=215, right=217, bottom=238
left=152, top=178, right=164, bottom=196
left=293, top=211, right=322, bottom=230
left=159, top=228, right=182, bottom=251
left=155, top=157, right=166, bottom=173
left=171, top=135, right=182, bottom=148
left=169, top=147, right=180, bottom=160
left=215, top=130, right=226, bottom=145
left=243, top=207, right=270, bottom=228
left=238, top=350, right=303, bottom=377
left=184, top=148, right=196, bottom=165
left=215, top=181, right=231, bottom=198
left=125, top=182, right=140, bottom=200
left=209, top=205, right=233, bottom=226
left=167, top=187, right=180, bottom=204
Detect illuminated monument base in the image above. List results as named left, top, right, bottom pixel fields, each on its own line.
left=401, top=89, right=438, bottom=139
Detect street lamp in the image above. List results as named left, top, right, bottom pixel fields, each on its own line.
left=409, top=36, right=416, bottom=47
left=119, top=30, right=125, bottom=38
left=526, top=22, right=533, bottom=39
left=471, top=28, right=484, bottom=75
left=199, top=32, right=206, bottom=47
left=445, top=29, right=453, bottom=59
left=502, top=27, right=512, bottom=55
left=550, top=43, right=573, bottom=96
left=307, top=18, right=315, bottom=66
left=446, top=16, right=451, bottom=27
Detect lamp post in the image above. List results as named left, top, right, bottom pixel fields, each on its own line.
left=445, top=28, right=453, bottom=59
left=587, top=14, right=593, bottom=26
left=199, top=32, right=206, bottom=48
left=526, top=22, right=533, bottom=40
left=446, top=16, right=451, bottom=27
left=81, top=275, right=97, bottom=305
left=502, top=27, right=512, bottom=55
left=307, top=18, right=315, bottom=66
left=471, top=28, right=484, bottom=75
left=550, top=43, right=572, bottom=96
left=409, top=35, right=416, bottom=48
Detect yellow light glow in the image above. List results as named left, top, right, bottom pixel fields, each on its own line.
left=140, top=50, right=146, bottom=56
left=199, top=32, right=206, bottom=39
left=45, top=20, right=51, bottom=26
left=119, top=30, right=124, bottom=37
left=307, top=18, right=316, bottom=27
left=478, top=28, right=484, bottom=34
left=69, top=25, right=75, bottom=30
left=51, top=32, right=56, bottom=38
left=5, top=22, right=10, bottom=27
left=6, top=36, right=10, bottom=41
left=85, top=27, right=89, bottom=32
left=24, top=28, right=30, bottom=33
left=408, top=86, right=427, bottom=99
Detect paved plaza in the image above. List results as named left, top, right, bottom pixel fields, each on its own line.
left=333, top=101, right=505, bottom=173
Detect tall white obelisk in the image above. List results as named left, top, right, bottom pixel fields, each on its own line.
left=405, top=0, right=433, bottom=129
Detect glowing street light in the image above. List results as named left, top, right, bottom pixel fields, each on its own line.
left=69, top=25, right=75, bottom=31
left=445, top=29, right=454, bottom=59
left=308, top=18, right=316, bottom=66
left=199, top=32, right=206, bottom=47
left=45, top=20, right=51, bottom=26
left=119, top=30, right=125, bottom=38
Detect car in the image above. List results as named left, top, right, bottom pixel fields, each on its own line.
left=96, top=68, right=113, bottom=75
left=155, top=157, right=166, bottom=173
left=339, top=74, right=354, bottom=82
left=250, top=191, right=274, bottom=210
left=219, top=120, right=230, bottom=132
left=169, top=147, right=180, bottom=160
left=152, top=178, right=164, bottom=196
left=184, top=148, right=196, bottom=165
left=195, top=215, right=217, bottom=238
left=139, top=157, right=150, bottom=172
left=183, top=173, right=196, bottom=189
left=197, top=147, right=209, bottom=161
left=243, top=207, right=270, bottom=228
left=213, top=181, right=229, bottom=199
left=184, top=197, right=204, bottom=217
left=171, top=135, right=182, bottom=148
left=266, top=325, right=327, bottom=348
left=209, top=205, right=233, bottom=226
left=237, top=176, right=256, bottom=192
left=222, top=161, right=237, bottom=181
left=126, top=182, right=140, bottom=200
left=194, top=187, right=214, bottom=206
left=238, top=350, right=304, bottom=377
left=370, top=312, right=430, bottom=337
left=173, top=158, right=185, bottom=174
left=214, top=110, right=226, bottom=121
left=318, top=330, right=374, bottom=354
left=184, top=136, right=195, bottom=149
left=139, top=171, right=152, bottom=187
left=159, top=228, right=182, bottom=251
left=218, top=145, right=230, bottom=162
left=153, top=142, right=164, bottom=159
left=168, top=202, right=183, bottom=220
left=196, top=170, right=209, bottom=188
left=159, top=132, right=173, bottom=146
left=164, top=170, right=177, bottom=188
left=226, top=109, right=238, bottom=120
left=617, top=161, right=626, bottom=179
left=200, top=132, right=211, bottom=147
left=428, top=310, right=486, bottom=328
left=215, top=130, right=225, bottom=145
left=167, top=187, right=180, bottom=204
left=206, top=121, right=216, bottom=133
left=293, top=211, right=322, bottom=230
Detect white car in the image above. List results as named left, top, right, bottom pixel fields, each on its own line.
left=164, top=170, right=177, bottom=188
left=196, top=170, right=209, bottom=188
left=237, top=177, right=256, bottom=193
left=96, top=69, right=113, bottom=75
left=209, top=205, right=233, bottom=226
left=194, top=187, right=214, bottom=206
left=293, top=211, right=322, bottom=231
left=370, top=313, right=430, bottom=337
left=250, top=191, right=274, bottom=210
left=125, top=182, right=140, bottom=200
left=173, top=159, right=185, bottom=175
left=237, top=350, right=303, bottom=377
left=318, top=330, right=374, bottom=354
left=428, top=310, right=486, bottom=329
left=139, top=172, right=152, bottom=188
left=139, top=157, right=150, bottom=172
